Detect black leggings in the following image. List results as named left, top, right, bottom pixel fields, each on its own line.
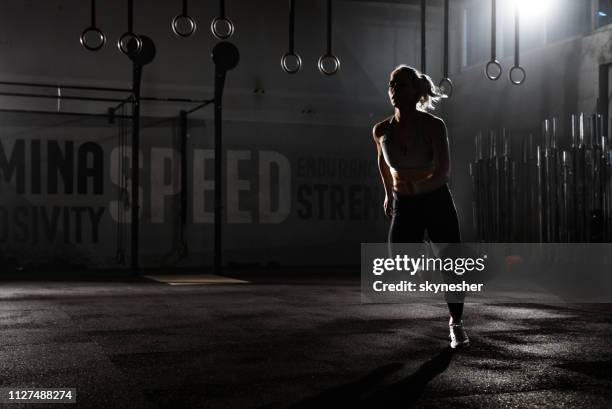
left=389, top=184, right=460, bottom=243
left=388, top=184, right=464, bottom=318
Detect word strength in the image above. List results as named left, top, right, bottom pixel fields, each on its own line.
left=373, top=280, right=484, bottom=293
left=372, top=254, right=486, bottom=276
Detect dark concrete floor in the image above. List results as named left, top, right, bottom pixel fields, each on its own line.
left=1, top=273, right=611, bottom=409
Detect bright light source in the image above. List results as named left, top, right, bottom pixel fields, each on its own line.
left=513, top=0, right=551, bottom=19
left=598, top=11, right=608, bottom=17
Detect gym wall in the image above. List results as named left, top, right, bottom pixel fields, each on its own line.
left=0, top=0, right=608, bottom=268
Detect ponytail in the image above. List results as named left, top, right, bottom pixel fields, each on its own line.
left=417, top=73, right=442, bottom=111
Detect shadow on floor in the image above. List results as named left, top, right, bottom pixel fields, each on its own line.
left=556, top=360, right=612, bottom=381
left=279, top=347, right=454, bottom=409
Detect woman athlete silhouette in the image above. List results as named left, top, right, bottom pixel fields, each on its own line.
left=372, top=65, right=469, bottom=349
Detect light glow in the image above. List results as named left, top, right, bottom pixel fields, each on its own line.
left=513, top=0, right=551, bottom=19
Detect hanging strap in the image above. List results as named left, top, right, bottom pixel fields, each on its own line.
left=491, top=0, right=496, bottom=62
left=317, top=0, right=339, bottom=75
left=485, top=0, right=502, bottom=81
left=443, top=0, right=448, bottom=78
left=420, top=0, right=426, bottom=73
left=326, top=0, right=332, bottom=55
left=289, top=0, right=296, bottom=53
left=438, top=0, right=453, bottom=96
left=509, top=4, right=526, bottom=85
left=514, top=6, right=519, bottom=67
left=211, top=0, right=234, bottom=39
left=91, top=0, right=97, bottom=26
left=281, top=0, right=302, bottom=74
left=128, top=0, right=134, bottom=33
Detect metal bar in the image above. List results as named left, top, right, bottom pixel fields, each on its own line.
left=140, top=96, right=213, bottom=103
left=522, top=134, right=531, bottom=240
left=542, top=120, right=552, bottom=241
left=560, top=151, right=569, bottom=242
left=0, top=107, right=131, bottom=119
left=184, top=99, right=214, bottom=115
left=493, top=132, right=500, bottom=240
left=0, top=80, right=131, bottom=93
left=179, top=110, right=188, bottom=227
left=214, top=75, right=224, bottom=272
left=477, top=134, right=487, bottom=240
left=131, top=64, right=141, bottom=275
left=56, top=87, right=62, bottom=112
left=593, top=123, right=605, bottom=242
left=110, top=96, right=134, bottom=114
left=599, top=117, right=609, bottom=241
left=470, top=162, right=477, bottom=235
left=472, top=134, right=479, bottom=238
left=607, top=148, right=612, bottom=241
left=536, top=146, right=543, bottom=242
left=511, top=160, right=517, bottom=241
left=552, top=118, right=560, bottom=241
left=574, top=114, right=586, bottom=241
left=586, top=113, right=605, bottom=242
left=599, top=64, right=609, bottom=141
left=487, top=130, right=495, bottom=240
left=527, top=133, right=537, bottom=241
left=111, top=97, right=213, bottom=117
left=481, top=132, right=490, bottom=240
left=0, top=91, right=127, bottom=103
left=501, top=129, right=510, bottom=241
left=0, top=81, right=211, bottom=103
left=0, top=90, right=211, bottom=105
left=519, top=135, right=526, bottom=240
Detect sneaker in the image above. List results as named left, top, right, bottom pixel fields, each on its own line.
left=449, top=321, right=470, bottom=349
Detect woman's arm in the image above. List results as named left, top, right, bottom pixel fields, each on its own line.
left=414, top=118, right=450, bottom=194
left=372, top=123, right=394, bottom=217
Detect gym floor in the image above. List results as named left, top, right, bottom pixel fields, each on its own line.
left=2, top=272, right=611, bottom=409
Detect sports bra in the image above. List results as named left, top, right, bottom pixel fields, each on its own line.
left=380, top=116, right=433, bottom=170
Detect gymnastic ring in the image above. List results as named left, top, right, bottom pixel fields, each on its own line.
left=172, top=14, right=196, bottom=37
left=317, top=54, right=340, bottom=76
left=80, top=27, right=106, bottom=51
left=211, top=17, right=234, bottom=39
left=281, top=52, right=302, bottom=74
left=509, top=65, right=526, bottom=85
left=485, top=59, right=502, bottom=81
left=117, top=32, right=142, bottom=55
left=438, top=77, right=453, bottom=97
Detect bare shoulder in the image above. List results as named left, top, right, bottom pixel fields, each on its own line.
left=372, top=116, right=393, bottom=140
left=419, top=111, right=446, bottom=137
left=419, top=111, right=445, bottom=128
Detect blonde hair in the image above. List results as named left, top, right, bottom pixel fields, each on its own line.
left=391, top=65, right=443, bottom=111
